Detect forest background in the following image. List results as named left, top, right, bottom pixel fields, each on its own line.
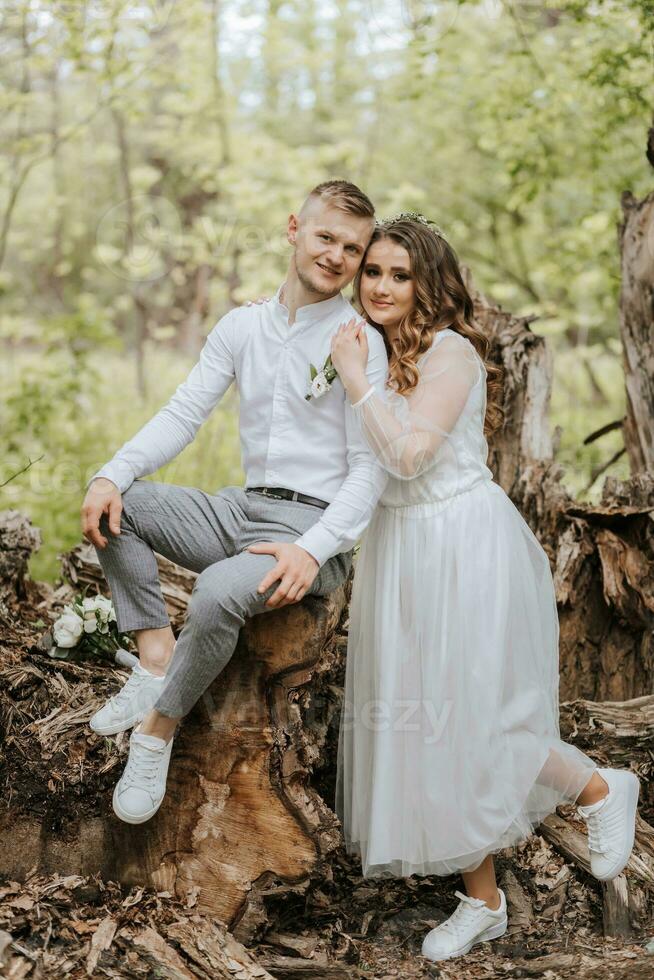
left=1, top=0, right=652, bottom=583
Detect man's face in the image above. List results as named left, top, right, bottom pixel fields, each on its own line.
left=288, top=200, right=374, bottom=298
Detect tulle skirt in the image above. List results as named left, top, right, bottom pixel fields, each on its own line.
left=335, top=479, right=597, bottom=878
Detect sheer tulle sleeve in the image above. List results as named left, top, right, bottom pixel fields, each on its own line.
left=351, top=335, right=481, bottom=480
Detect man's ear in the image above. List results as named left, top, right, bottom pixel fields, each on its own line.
left=287, top=214, right=298, bottom=245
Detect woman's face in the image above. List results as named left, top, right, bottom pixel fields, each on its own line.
left=359, top=238, right=416, bottom=336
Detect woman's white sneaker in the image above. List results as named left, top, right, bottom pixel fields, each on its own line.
left=112, top=727, right=174, bottom=824
left=577, top=767, right=640, bottom=880
left=421, top=888, right=507, bottom=962
left=89, top=662, right=167, bottom=736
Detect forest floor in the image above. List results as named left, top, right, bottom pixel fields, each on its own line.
left=0, top=580, right=652, bottom=980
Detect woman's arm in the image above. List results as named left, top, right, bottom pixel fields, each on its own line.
left=350, top=335, right=481, bottom=480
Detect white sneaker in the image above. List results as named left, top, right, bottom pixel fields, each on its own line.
left=421, top=888, right=507, bottom=962
left=112, top=727, right=173, bottom=824
left=89, top=662, right=167, bottom=736
left=577, top=767, right=640, bottom=880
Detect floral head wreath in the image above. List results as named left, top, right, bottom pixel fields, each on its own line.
left=376, top=210, right=446, bottom=239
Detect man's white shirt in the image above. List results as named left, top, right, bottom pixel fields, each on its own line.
left=89, top=286, right=389, bottom=567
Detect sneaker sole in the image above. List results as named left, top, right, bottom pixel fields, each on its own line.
left=592, top=772, right=640, bottom=881
left=112, top=784, right=165, bottom=824
left=89, top=710, right=146, bottom=736
left=421, top=918, right=507, bottom=961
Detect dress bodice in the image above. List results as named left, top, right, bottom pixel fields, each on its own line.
left=375, top=329, right=494, bottom=510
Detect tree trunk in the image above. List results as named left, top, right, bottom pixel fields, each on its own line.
left=0, top=510, right=41, bottom=602
left=111, top=584, right=350, bottom=942
left=618, top=189, right=654, bottom=475
left=465, top=273, right=654, bottom=701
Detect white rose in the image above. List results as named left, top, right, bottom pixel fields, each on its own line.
left=311, top=372, right=331, bottom=398
left=53, top=610, right=83, bottom=648
left=94, top=596, right=114, bottom=623
left=83, top=617, right=98, bottom=634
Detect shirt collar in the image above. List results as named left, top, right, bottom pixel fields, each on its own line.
left=273, top=282, right=347, bottom=325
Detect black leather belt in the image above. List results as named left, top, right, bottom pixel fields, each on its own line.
left=246, top=486, right=329, bottom=510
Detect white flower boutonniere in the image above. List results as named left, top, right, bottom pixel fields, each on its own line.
left=305, top=354, right=338, bottom=401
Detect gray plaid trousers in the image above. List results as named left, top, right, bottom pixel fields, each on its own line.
left=95, top=480, right=353, bottom=718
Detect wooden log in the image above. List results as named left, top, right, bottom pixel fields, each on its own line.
left=256, top=958, right=354, bottom=979
left=500, top=868, right=535, bottom=935
left=503, top=952, right=581, bottom=977
left=59, top=539, right=194, bottom=632
left=0, top=510, right=41, bottom=602
left=461, top=277, right=654, bottom=701
left=462, top=267, right=556, bottom=494
left=559, top=695, right=654, bottom=812
left=603, top=875, right=632, bottom=939
left=539, top=810, right=654, bottom=936
left=136, top=916, right=277, bottom=979
left=560, top=693, right=654, bottom=759
left=541, top=811, right=654, bottom=886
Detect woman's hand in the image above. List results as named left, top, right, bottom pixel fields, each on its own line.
left=246, top=296, right=270, bottom=306
left=331, top=318, right=370, bottom=394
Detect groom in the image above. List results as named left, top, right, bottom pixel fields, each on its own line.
left=81, top=179, right=389, bottom=824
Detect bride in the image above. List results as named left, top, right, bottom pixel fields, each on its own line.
left=329, top=213, right=640, bottom=963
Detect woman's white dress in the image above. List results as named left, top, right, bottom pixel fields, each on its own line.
left=335, top=327, right=597, bottom=878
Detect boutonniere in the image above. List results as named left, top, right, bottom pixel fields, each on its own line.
left=305, top=353, right=338, bottom=401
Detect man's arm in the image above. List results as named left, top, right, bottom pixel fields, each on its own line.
left=87, top=310, right=237, bottom=493
left=293, top=325, right=389, bottom=566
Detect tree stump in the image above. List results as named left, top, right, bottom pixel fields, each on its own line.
left=461, top=280, right=654, bottom=701
left=108, top=585, right=350, bottom=940
left=0, top=509, right=41, bottom=602
left=51, top=542, right=350, bottom=939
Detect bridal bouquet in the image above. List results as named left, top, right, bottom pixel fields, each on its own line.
left=49, top=589, right=134, bottom=664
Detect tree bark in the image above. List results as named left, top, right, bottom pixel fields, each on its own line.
left=465, top=274, right=654, bottom=701
left=0, top=510, right=41, bottom=602
left=112, top=583, right=350, bottom=942
left=618, top=189, right=654, bottom=475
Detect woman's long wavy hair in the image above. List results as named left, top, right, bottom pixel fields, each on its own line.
left=353, top=218, right=504, bottom=440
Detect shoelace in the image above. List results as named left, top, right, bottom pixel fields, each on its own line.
left=585, top=798, right=622, bottom=853
left=435, top=891, right=489, bottom=938
left=109, top=669, right=148, bottom=710
left=121, top=739, right=164, bottom=793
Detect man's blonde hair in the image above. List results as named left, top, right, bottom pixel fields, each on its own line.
left=301, top=179, right=375, bottom=219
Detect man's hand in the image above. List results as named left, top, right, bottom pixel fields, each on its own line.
left=81, top=477, right=123, bottom=549
left=247, top=541, right=320, bottom=608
